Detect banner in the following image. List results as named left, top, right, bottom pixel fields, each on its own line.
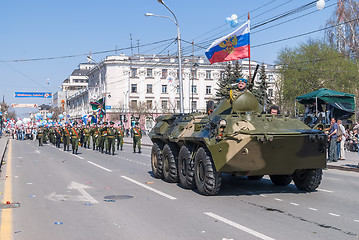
left=14, top=92, right=52, bottom=98
left=11, top=103, right=38, bottom=108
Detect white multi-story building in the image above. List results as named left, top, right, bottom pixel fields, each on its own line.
left=65, top=54, right=280, bottom=131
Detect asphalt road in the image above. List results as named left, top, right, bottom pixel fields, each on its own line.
left=1, top=139, right=359, bottom=240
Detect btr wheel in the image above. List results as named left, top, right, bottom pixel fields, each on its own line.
left=178, top=146, right=195, bottom=189
left=247, top=175, right=264, bottom=180
left=194, top=147, right=222, bottom=196
left=151, top=143, right=163, bottom=179
left=269, top=175, right=293, bottom=186
left=162, top=144, right=179, bottom=183
left=293, top=169, right=322, bottom=191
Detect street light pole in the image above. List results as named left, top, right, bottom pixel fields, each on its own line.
left=146, top=0, right=184, bottom=114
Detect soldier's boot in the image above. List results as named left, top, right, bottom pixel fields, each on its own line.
left=139, top=149, right=141, bottom=154
left=117, top=146, right=119, bottom=150
left=133, top=149, right=136, bottom=153
left=73, top=148, right=75, bottom=154
left=76, top=149, right=78, bottom=154
left=112, top=151, right=115, bottom=155
left=120, top=146, right=123, bottom=151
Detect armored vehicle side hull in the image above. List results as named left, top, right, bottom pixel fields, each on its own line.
left=149, top=92, right=326, bottom=195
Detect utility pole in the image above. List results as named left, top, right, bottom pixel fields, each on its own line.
left=130, top=34, right=134, bottom=55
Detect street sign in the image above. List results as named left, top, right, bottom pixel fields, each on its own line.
left=105, top=106, right=111, bottom=110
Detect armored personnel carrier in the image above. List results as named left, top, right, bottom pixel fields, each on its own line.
left=149, top=91, right=327, bottom=196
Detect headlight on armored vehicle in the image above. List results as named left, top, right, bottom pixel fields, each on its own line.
left=219, top=119, right=227, bottom=126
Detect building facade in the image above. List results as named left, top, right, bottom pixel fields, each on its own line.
left=63, top=54, right=280, bottom=131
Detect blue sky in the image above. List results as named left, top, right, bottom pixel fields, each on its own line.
left=0, top=0, right=336, bottom=118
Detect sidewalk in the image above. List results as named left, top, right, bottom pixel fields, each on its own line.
left=327, top=150, right=359, bottom=172
left=0, top=136, right=10, bottom=172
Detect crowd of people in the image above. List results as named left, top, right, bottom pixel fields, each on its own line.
left=9, top=121, right=143, bottom=155
left=326, top=118, right=359, bottom=168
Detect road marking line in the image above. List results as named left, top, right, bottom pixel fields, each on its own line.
left=121, top=176, right=176, bottom=200
left=73, top=154, right=84, bottom=159
left=87, top=161, right=113, bottom=172
left=329, top=213, right=340, bottom=217
left=274, top=198, right=283, bottom=201
left=0, top=139, right=12, bottom=240
left=204, top=212, right=275, bottom=240
left=317, top=188, right=334, bottom=193
left=290, top=203, right=299, bottom=206
left=259, top=194, right=267, bottom=198
left=309, top=207, right=318, bottom=211
left=354, top=220, right=359, bottom=223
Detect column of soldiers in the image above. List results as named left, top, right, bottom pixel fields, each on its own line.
left=35, top=121, right=142, bottom=156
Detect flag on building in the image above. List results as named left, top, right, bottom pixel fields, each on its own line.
left=205, top=20, right=250, bottom=64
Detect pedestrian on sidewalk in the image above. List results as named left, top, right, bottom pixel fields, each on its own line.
left=337, top=119, right=346, bottom=160
left=326, top=118, right=338, bottom=162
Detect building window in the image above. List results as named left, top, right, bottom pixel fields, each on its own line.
left=131, top=84, right=137, bottom=93
left=162, top=85, right=168, bottom=93
left=176, top=85, right=179, bottom=93
left=191, top=101, right=197, bottom=111
left=177, top=100, right=180, bottom=110
left=147, top=84, right=153, bottom=94
left=191, top=69, right=197, bottom=79
left=205, top=70, right=212, bottom=79
left=146, top=69, right=153, bottom=78
left=268, top=89, right=273, bottom=98
left=161, top=69, right=167, bottom=79
left=206, top=86, right=211, bottom=95
left=130, top=100, right=137, bottom=109
left=268, top=75, right=274, bottom=82
left=146, top=100, right=153, bottom=109
left=220, top=71, right=225, bottom=79
left=161, top=100, right=168, bottom=110
left=191, top=85, right=197, bottom=94
left=131, top=68, right=137, bottom=78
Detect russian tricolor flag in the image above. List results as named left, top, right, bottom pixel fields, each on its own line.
left=205, top=20, right=250, bottom=64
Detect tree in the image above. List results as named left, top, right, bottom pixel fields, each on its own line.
left=275, top=39, right=359, bottom=115
left=215, top=62, right=242, bottom=102
left=0, top=102, right=16, bottom=120
left=325, top=0, right=359, bottom=59
left=257, top=63, right=271, bottom=110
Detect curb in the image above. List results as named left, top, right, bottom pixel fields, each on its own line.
left=327, top=165, right=359, bottom=173
left=0, top=138, right=10, bottom=172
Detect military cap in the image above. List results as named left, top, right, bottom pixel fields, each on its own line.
left=103, top=122, right=108, bottom=125
left=237, top=78, right=248, bottom=83
left=110, top=121, right=114, bottom=125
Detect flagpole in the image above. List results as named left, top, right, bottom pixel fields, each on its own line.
left=248, top=12, right=251, bottom=83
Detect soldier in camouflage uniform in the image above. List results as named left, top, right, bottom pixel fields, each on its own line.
left=55, top=126, right=62, bottom=148
left=132, top=122, right=142, bottom=153
left=107, top=121, right=116, bottom=155
left=37, top=126, right=44, bottom=146
left=99, top=122, right=108, bottom=154
left=116, top=124, right=124, bottom=151
left=83, top=125, right=91, bottom=149
left=91, top=124, right=100, bottom=150
left=62, top=123, right=71, bottom=151
left=70, top=122, right=80, bottom=154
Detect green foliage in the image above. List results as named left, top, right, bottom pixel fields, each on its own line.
left=256, top=64, right=272, bottom=108
left=215, top=61, right=243, bottom=102
left=275, top=39, right=359, bottom=115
